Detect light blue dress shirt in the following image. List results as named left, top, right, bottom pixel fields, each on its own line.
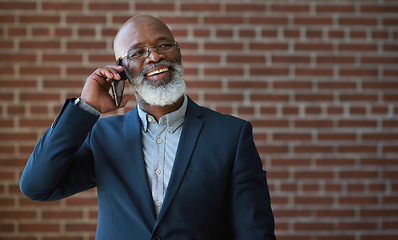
left=137, top=95, right=188, bottom=216
left=75, top=95, right=188, bottom=216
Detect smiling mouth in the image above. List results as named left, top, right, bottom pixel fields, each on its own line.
left=146, top=67, right=169, bottom=77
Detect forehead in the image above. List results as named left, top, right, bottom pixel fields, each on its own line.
left=122, top=20, right=174, bottom=49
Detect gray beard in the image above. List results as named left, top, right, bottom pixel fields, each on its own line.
left=128, top=61, right=186, bottom=107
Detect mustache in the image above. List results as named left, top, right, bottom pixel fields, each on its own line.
left=140, top=61, right=173, bottom=77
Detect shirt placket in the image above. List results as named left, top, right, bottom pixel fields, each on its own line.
left=153, top=117, right=167, bottom=214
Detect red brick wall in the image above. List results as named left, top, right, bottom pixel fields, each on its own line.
left=1, top=0, right=398, bottom=239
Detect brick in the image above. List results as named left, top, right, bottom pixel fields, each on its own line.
left=250, top=68, right=289, bottom=76
left=136, top=3, right=174, bottom=11
left=362, top=133, right=398, bottom=141
left=316, top=209, right=355, bottom=217
left=296, top=94, right=334, bottom=101
left=250, top=42, right=288, bottom=51
left=272, top=55, right=311, bottom=63
left=204, top=17, right=244, bottom=24
left=339, top=68, right=378, bottom=77
left=186, top=81, right=221, bottom=89
left=339, top=145, right=378, bottom=153
left=339, top=170, right=378, bottom=179
left=67, top=41, right=106, bottom=49
left=295, top=196, right=334, bottom=205
left=350, top=30, right=367, bottom=38
left=294, top=146, right=333, bottom=153
left=361, top=235, right=398, bottom=240
left=273, top=133, right=312, bottom=141
left=20, top=41, right=60, bottom=49
left=249, top=17, right=288, bottom=25
left=295, top=68, right=333, bottom=76
left=89, top=3, right=129, bottom=11
left=160, top=16, right=198, bottom=24
left=339, top=196, right=378, bottom=205
left=340, top=94, right=378, bottom=102
left=0, top=210, right=36, bottom=219
left=66, top=16, right=106, bottom=24
left=271, top=4, right=309, bottom=12
left=316, top=5, right=355, bottom=12
left=20, top=15, right=60, bottom=23
left=216, top=29, right=233, bottom=38
left=339, top=43, right=378, bottom=51
left=0, top=40, right=14, bottom=49
left=317, top=56, right=355, bottom=64
left=318, top=133, right=356, bottom=141
left=226, top=3, right=265, bottom=12
left=383, top=18, right=398, bottom=26
left=361, top=5, right=398, bottom=13
left=205, top=42, right=243, bottom=50
left=20, top=67, right=60, bottom=76
left=282, top=106, right=299, bottom=115
left=181, top=3, right=220, bottom=11
left=339, top=18, right=378, bottom=26
left=20, top=223, right=60, bottom=233
left=0, top=133, right=37, bottom=141
left=43, top=2, right=83, bottom=11
left=250, top=93, right=289, bottom=102
left=338, top=222, right=377, bottom=230
left=295, top=43, right=333, bottom=51
left=0, top=2, right=36, bottom=10
left=227, top=55, right=265, bottom=63
left=204, top=67, right=243, bottom=76
left=295, top=222, right=334, bottom=231
left=8, top=27, right=27, bottom=36
left=294, top=17, right=333, bottom=25
left=0, top=223, right=14, bottom=232
left=204, top=93, right=243, bottom=102
left=273, top=81, right=311, bottom=89
left=361, top=57, right=398, bottom=64
left=66, top=223, right=97, bottom=232
left=43, top=54, right=83, bottom=62
left=295, top=120, right=333, bottom=128
left=227, top=81, right=267, bottom=89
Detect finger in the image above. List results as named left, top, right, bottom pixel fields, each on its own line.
left=96, top=67, right=119, bottom=80
left=118, top=95, right=133, bottom=108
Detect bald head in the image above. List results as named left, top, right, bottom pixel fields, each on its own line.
left=113, top=15, right=175, bottom=60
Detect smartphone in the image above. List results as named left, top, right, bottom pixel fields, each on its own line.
left=110, top=60, right=127, bottom=107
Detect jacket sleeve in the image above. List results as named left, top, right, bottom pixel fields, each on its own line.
left=20, top=99, right=99, bottom=201
left=230, top=121, right=276, bottom=240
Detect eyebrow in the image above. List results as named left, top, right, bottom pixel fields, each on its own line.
left=127, top=36, right=174, bottom=50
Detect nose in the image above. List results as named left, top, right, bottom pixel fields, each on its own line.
left=144, top=47, right=165, bottom=64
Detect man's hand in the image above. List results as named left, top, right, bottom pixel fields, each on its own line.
left=80, top=65, right=131, bottom=113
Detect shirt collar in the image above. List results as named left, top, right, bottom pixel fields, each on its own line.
left=137, top=94, right=188, bottom=133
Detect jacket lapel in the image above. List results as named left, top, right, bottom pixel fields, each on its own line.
left=154, top=98, right=204, bottom=226
left=124, top=108, right=156, bottom=220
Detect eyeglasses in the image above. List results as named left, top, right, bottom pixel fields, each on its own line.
left=118, top=41, right=179, bottom=63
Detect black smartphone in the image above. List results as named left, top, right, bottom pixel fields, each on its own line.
left=110, top=60, right=127, bottom=107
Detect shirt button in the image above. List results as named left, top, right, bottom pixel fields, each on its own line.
left=155, top=169, right=161, bottom=175
left=169, top=125, right=174, bottom=130
left=156, top=201, right=162, bottom=207
left=156, top=138, right=163, bottom=144
left=148, top=117, right=153, bottom=122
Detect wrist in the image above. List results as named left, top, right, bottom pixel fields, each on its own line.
left=74, top=97, right=101, bottom=116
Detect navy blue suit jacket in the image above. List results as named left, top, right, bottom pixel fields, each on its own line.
left=20, top=97, right=275, bottom=240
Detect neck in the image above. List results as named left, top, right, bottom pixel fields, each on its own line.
left=137, top=95, right=185, bottom=122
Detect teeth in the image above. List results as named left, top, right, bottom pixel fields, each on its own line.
left=146, top=68, right=169, bottom=77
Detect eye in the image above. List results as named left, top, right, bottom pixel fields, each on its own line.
left=157, top=43, right=174, bottom=49
left=129, top=48, right=147, bottom=58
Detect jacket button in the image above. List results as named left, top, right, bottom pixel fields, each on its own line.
left=152, top=236, right=160, bottom=240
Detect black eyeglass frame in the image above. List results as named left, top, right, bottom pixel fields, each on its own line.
left=117, top=41, right=179, bottom=64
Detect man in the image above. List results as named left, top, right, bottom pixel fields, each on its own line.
left=20, top=15, right=276, bottom=240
